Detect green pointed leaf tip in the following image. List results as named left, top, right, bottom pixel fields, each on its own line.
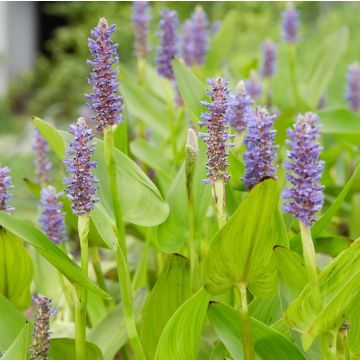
left=140, top=254, right=191, bottom=359
left=154, top=288, right=210, bottom=360
left=208, top=302, right=306, bottom=360
left=285, top=237, right=360, bottom=350
left=0, top=212, right=111, bottom=300
left=204, top=179, right=287, bottom=295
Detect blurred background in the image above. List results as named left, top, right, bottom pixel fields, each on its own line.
left=0, top=1, right=359, bottom=216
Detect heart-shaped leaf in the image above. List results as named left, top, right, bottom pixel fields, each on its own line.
left=204, top=179, right=287, bottom=295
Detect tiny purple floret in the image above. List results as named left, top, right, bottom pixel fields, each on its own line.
left=345, top=63, right=360, bottom=112
left=39, top=186, right=66, bottom=244
left=86, top=18, right=123, bottom=132
left=0, top=166, right=14, bottom=213
left=282, top=112, right=324, bottom=226
left=64, top=118, right=98, bottom=216
left=243, top=107, right=278, bottom=190
left=200, top=77, right=232, bottom=184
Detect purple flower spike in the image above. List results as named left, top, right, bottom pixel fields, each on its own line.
left=39, top=186, right=66, bottom=244
left=210, top=20, right=221, bottom=35
left=243, top=107, right=278, bottom=190
left=133, top=1, right=150, bottom=59
left=282, top=112, right=324, bottom=226
left=191, top=6, right=208, bottom=66
left=261, top=39, right=277, bottom=78
left=182, top=20, right=194, bottom=66
left=64, top=118, right=99, bottom=216
left=345, top=63, right=360, bottom=112
left=228, top=81, right=254, bottom=133
left=157, top=11, right=178, bottom=80
left=86, top=17, right=123, bottom=132
left=245, top=70, right=263, bottom=101
left=29, top=294, right=56, bottom=360
left=0, top=166, right=14, bottom=213
left=200, top=78, right=232, bottom=184
left=33, top=129, right=51, bottom=185
left=281, top=5, right=300, bottom=44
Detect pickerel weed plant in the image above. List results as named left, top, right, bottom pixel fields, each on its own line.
left=1, top=3, right=360, bottom=360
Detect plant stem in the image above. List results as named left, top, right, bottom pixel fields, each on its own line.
left=212, top=179, right=226, bottom=229
left=288, top=44, right=302, bottom=106
left=104, top=126, right=146, bottom=360
left=89, top=246, right=113, bottom=308
left=75, top=213, right=90, bottom=360
left=137, top=58, right=146, bottom=85
left=299, top=222, right=322, bottom=312
left=237, top=283, right=255, bottom=360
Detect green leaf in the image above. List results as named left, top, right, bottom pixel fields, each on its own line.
left=88, top=289, right=146, bottom=360
left=120, top=82, right=170, bottom=139
left=0, top=212, right=111, bottom=300
left=249, top=294, right=282, bottom=326
left=204, top=179, right=287, bottom=295
left=1, top=322, right=31, bottom=360
left=140, top=254, right=191, bottom=359
left=290, top=161, right=360, bottom=244
left=205, top=11, right=237, bottom=76
left=173, top=59, right=204, bottom=128
left=0, top=294, right=27, bottom=352
left=0, top=231, right=33, bottom=310
left=33, top=117, right=65, bottom=158
left=319, top=107, right=360, bottom=135
left=157, top=140, right=211, bottom=253
left=208, top=302, right=306, bottom=360
left=23, top=178, right=41, bottom=197
left=286, top=237, right=360, bottom=350
left=33, top=118, right=169, bottom=227
left=300, top=28, right=349, bottom=109
left=154, top=288, right=210, bottom=360
left=49, top=338, right=103, bottom=360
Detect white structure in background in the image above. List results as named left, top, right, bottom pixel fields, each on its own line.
left=0, top=2, right=37, bottom=96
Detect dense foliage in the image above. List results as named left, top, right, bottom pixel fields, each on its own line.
left=1, top=1, right=360, bottom=360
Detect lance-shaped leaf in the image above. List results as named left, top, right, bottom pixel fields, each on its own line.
left=0, top=212, right=111, bottom=300
left=203, top=179, right=287, bottom=295
left=140, top=255, right=191, bottom=359
left=154, top=288, right=210, bottom=360
left=49, top=338, right=103, bottom=360
left=1, top=322, right=31, bottom=360
left=285, top=237, right=360, bottom=350
left=208, top=302, right=306, bottom=360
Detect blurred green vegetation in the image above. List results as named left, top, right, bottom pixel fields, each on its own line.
left=6, top=2, right=360, bottom=123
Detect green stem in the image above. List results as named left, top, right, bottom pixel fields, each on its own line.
left=299, top=222, right=322, bottom=312
left=212, top=179, right=226, bottom=229
left=75, top=214, right=90, bottom=360
left=288, top=44, right=302, bottom=106
left=188, top=177, right=198, bottom=292
left=137, top=58, right=146, bottom=85
left=237, top=283, right=255, bottom=360
left=89, top=247, right=113, bottom=308
left=104, top=126, right=146, bottom=360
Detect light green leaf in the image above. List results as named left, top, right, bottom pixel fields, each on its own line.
left=33, top=118, right=169, bottom=227
left=157, top=140, right=211, bottom=253
left=33, top=116, right=65, bottom=158
left=0, top=293, right=27, bottom=352
left=154, top=288, right=210, bottom=360
left=319, top=108, right=360, bottom=135
left=173, top=59, right=204, bottom=128
left=49, top=338, right=103, bottom=360
left=88, top=289, right=146, bottom=360
left=120, top=82, right=170, bottom=139
left=140, top=255, right=191, bottom=359
left=208, top=302, right=306, bottom=360
left=300, top=28, right=349, bottom=109
left=249, top=294, right=282, bottom=326
left=205, top=11, right=237, bottom=76
left=286, top=237, right=360, bottom=350
left=0, top=212, right=111, bottom=300
left=1, top=322, right=31, bottom=360
left=204, top=179, right=287, bottom=295
left=0, top=231, right=33, bottom=310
